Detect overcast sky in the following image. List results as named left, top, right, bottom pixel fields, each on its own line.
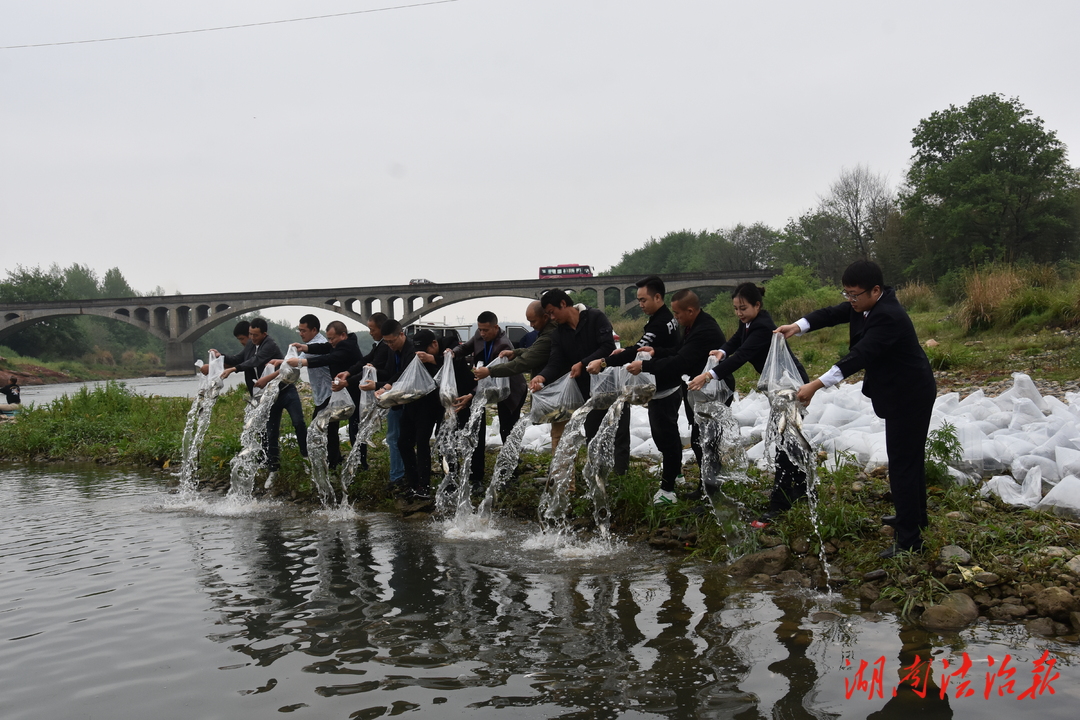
left=3, top=0, right=1079, bottom=327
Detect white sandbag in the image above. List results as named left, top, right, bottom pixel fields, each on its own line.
left=983, top=411, right=1013, bottom=429
left=632, top=438, right=660, bottom=459
left=1035, top=474, right=1080, bottom=518
left=746, top=440, right=765, bottom=462
left=1056, top=446, right=1080, bottom=478
left=1008, top=398, right=1048, bottom=429
left=1012, top=454, right=1061, bottom=483
left=934, top=392, right=961, bottom=415
left=980, top=467, right=1042, bottom=507
left=994, top=372, right=1048, bottom=414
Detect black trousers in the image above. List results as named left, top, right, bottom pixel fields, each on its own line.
left=885, top=402, right=934, bottom=549
left=265, top=384, right=307, bottom=471
left=497, top=393, right=526, bottom=443
left=649, top=390, right=685, bottom=491
left=768, top=449, right=807, bottom=512
left=399, top=397, right=442, bottom=493
left=583, top=402, right=631, bottom=476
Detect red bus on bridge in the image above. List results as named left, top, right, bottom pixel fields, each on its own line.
left=539, top=264, right=594, bottom=279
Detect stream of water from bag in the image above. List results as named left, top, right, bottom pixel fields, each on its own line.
left=306, top=396, right=357, bottom=507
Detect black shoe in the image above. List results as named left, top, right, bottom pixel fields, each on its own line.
left=881, top=515, right=898, bottom=527
left=878, top=542, right=924, bottom=559
left=684, top=488, right=705, bottom=501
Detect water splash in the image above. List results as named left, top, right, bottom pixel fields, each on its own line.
left=476, top=416, right=533, bottom=522
left=435, top=394, right=487, bottom=517
left=339, top=366, right=385, bottom=487
left=306, top=396, right=356, bottom=507
left=764, top=387, right=829, bottom=588
left=693, top=398, right=755, bottom=560
left=536, top=398, right=597, bottom=535
left=177, top=355, right=224, bottom=497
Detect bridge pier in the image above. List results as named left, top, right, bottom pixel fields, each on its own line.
left=165, top=340, right=195, bottom=377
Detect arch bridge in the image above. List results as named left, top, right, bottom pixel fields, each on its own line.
left=0, top=270, right=775, bottom=375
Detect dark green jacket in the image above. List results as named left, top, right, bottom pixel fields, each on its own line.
left=488, top=322, right=555, bottom=378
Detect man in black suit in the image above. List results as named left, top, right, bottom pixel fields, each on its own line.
left=777, top=261, right=937, bottom=558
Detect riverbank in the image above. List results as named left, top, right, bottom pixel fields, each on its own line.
left=2, top=382, right=1078, bottom=637
left=0, top=350, right=164, bottom=386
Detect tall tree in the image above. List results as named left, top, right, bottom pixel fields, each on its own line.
left=820, top=165, right=894, bottom=259
left=0, top=266, right=89, bottom=358
left=900, top=94, right=1079, bottom=273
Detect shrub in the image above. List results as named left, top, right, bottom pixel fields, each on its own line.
left=896, top=281, right=935, bottom=312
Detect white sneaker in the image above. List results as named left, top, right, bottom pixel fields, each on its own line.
left=652, top=489, right=677, bottom=506
left=264, top=471, right=278, bottom=489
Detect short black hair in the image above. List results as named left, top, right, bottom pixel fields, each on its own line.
left=248, top=317, right=268, bottom=333
left=670, top=289, right=699, bottom=310
left=326, top=320, right=347, bottom=336
left=412, top=329, right=436, bottom=349
left=636, top=275, right=665, bottom=298
left=477, top=311, right=498, bottom=325
left=381, top=319, right=402, bottom=336
left=368, top=312, right=388, bottom=327
left=731, top=283, right=765, bottom=306
left=540, top=289, right=573, bottom=309
left=298, top=313, right=320, bottom=331
left=437, top=335, right=459, bottom=354
left=233, top=320, right=251, bottom=337
left=841, top=260, right=884, bottom=291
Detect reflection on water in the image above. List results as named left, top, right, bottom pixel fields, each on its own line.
left=1, top=462, right=1077, bottom=719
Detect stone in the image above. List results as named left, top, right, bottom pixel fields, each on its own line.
left=1041, top=546, right=1070, bottom=558
left=790, top=537, right=810, bottom=555
left=1053, top=622, right=1072, bottom=636
left=1033, top=587, right=1078, bottom=621
left=1026, top=617, right=1056, bottom=637
left=747, top=573, right=774, bottom=585
left=870, top=465, right=888, bottom=478
left=863, top=569, right=887, bottom=581
left=1066, top=556, right=1080, bottom=575
left=870, top=599, right=899, bottom=613
left=776, top=569, right=805, bottom=586
left=1071, top=611, right=1080, bottom=633
left=945, top=511, right=973, bottom=522
left=972, top=501, right=994, bottom=514
left=925, top=338, right=939, bottom=347
left=860, top=584, right=881, bottom=602
left=988, top=604, right=1029, bottom=621
left=939, top=545, right=972, bottom=564
left=851, top=481, right=865, bottom=492
left=759, top=535, right=783, bottom=548
left=974, top=572, right=1001, bottom=586
left=943, top=574, right=965, bottom=590
left=921, top=593, right=979, bottom=630
left=727, top=545, right=790, bottom=579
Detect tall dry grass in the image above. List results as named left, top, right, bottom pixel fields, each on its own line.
left=896, top=281, right=935, bottom=312
left=957, top=266, right=1024, bottom=330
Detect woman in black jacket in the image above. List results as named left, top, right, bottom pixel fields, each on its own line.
left=687, top=282, right=809, bottom=527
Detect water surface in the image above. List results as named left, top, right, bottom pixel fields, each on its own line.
left=1, top=463, right=1076, bottom=719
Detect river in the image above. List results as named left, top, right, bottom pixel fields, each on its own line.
left=1, top=463, right=1076, bottom=719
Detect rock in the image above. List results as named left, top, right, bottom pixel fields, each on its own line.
left=943, top=573, right=965, bottom=590
left=851, top=481, right=865, bottom=492
left=863, top=569, right=887, bottom=581
left=727, top=545, right=790, bottom=579
left=972, top=592, right=992, bottom=607
left=1053, top=622, right=1072, bottom=636
left=921, top=593, right=979, bottom=630
left=974, top=572, right=1001, bottom=586
left=925, top=338, right=939, bottom=347
left=1033, top=587, right=1078, bottom=621
left=945, top=511, right=973, bottom=522
left=759, top=535, right=783, bottom=548
left=1041, top=546, right=1070, bottom=558
left=1026, top=617, right=1057, bottom=637
left=747, top=573, right=774, bottom=585
left=860, top=584, right=881, bottom=602
left=869, top=465, right=888, bottom=478
left=791, top=537, right=810, bottom=555
left=777, top=569, right=806, bottom=586
left=1071, top=611, right=1080, bottom=633
left=1066, top=556, right=1080, bottom=575
left=939, top=545, right=972, bottom=564
left=823, top=542, right=838, bottom=555
left=988, top=604, right=1029, bottom=621
left=870, top=598, right=899, bottom=613
left=972, top=501, right=994, bottom=514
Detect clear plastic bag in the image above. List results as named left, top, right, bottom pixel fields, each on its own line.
left=357, top=365, right=378, bottom=410
left=530, top=373, right=584, bottom=424
left=435, top=349, right=459, bottom=410
left=590, top=368, right=621, bottom=409
left=620, top=351, right=656, bottom=405
left=324, top=387, right=356, bottom=423
left=475, top=357, right=511, bottom=405
left=278, top=345, right=302, bottom=385
left=758, top=333, right=804, bottom=394
left=687, top=355, right=731, bottom=408
left=376, top=355, right=436, bottom=408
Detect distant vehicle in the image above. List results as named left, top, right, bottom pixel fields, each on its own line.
left=409, top=278, right=434, bottom=285
left=405, top=322, right=466, bottom=345
left=539, top=264, right=593, bottom=279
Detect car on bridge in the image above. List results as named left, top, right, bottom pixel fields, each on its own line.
left=409, top=278, right=435, bottom=286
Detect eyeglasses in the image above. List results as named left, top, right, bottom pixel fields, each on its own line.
left=841, top=289, right=868, bottom=301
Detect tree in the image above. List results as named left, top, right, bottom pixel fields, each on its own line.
left=0, top=265, right=89, bottom=358
left=774, top=210, right=852, bottom=284
left=820, top=165, right=894, bottom=260
left=900, top=94, right=1079, bottom=275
